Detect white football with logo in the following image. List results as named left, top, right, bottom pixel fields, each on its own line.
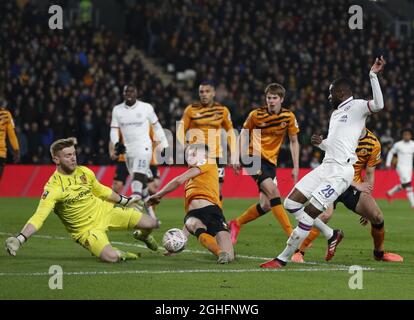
left=163, top=228, right=188, bottom=253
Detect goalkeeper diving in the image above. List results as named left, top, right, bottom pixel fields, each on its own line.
left=5, top=138, right=160, bottom=262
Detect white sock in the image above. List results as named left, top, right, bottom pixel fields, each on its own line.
left=131, top=180, right=143, bottom=198
left=313, top=218, right=334, bottom=240
left=406, top=187, right=414, bottom=207
left=277, top=211, right=314, bottom=263
left=388, top=184, right=402, bottom=196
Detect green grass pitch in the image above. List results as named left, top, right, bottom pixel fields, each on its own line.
left=1, top=197, right=414, bottom=300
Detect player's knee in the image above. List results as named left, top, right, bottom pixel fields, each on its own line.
left=149, top=218, right=160, bottom=229
left=137, top=215, right=160, bottom=229
left=308, top=197, right=325, bottom=215
left=185, top=218, right=205, bottom=234
left=284, top=198, right=303, bottom=216
left=260, top=181, right=278, bottom=198
left=100, top=249, right=119, bottom=263
left=371, top=211, right=384, bottom=225
left=257, top=197, right=271, bottom=213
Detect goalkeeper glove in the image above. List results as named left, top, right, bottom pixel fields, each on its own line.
left=117, top=194, right=141, bottom=207
left=114, top=142, right=126, bottom=156
left=5, top=233, right=26, bottom=256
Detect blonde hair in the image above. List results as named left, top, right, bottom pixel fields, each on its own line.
left=50, top=137, right=77, bottom=157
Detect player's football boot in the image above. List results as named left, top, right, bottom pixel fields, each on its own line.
left=260, top=258, right=286, bottom=269
left=374, top=251, right=403, bottom=262
left=133, top=230, right=159, bottom=251
left=217, top=252, right=231, bottom=264
left=291, top=251, right=305, bottom=263
left=228, top=220, right=240, bottom=244
left=325, top=229, right=344, bottom=261
left=114, top=248, right=140, bottom=261
left=386, top=192, right=393, bottom=203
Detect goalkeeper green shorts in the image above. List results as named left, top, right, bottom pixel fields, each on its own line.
left=75, top=206, right=142, bottom=257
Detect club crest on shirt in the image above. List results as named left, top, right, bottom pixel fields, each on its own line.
left=41, top=190, right=49, bottom=199
left=80, top=174, right=88, bottom=184
left=359, top=148, right=368, bottom=156
left=339, top=115, right=348, bottom=123
left=280, top=122, right=287, bottom=128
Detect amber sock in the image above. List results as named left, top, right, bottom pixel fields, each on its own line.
left=270, top=198, right=293, bottom=236
left=236, top=204, right=267, bottom=227
left=195, top=228, right=222, bottom=256
left=299, top=228, right=320, bottom=252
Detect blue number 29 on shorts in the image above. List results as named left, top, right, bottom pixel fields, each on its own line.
left=320, top=185, right=335, bottom=198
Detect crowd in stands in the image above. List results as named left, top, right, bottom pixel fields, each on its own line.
left=126, top=0, right=414, bottom=167
left=0, top=1, right=183, bottom=165
left=1, top=0, right=413, bottom=168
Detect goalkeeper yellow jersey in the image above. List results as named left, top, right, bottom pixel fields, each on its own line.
left=26, top=166, right=113, bottom=237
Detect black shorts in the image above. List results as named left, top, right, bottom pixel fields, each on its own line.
left=242, top=156, right=276, bottom=189
left=0, top=157, right=5, bottom=178
left=216, top=158, right=226, bottom=183
left=184, top=205, right=229, bottom=236
left=334, top=186, right=361, bottom=212
left=114, top=161, right=129, bottom=184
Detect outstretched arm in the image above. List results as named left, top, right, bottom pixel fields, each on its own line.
left=368, top=56, right=386, bottom=113
left=147, top=167, right=201, bottom=206
left=5, top=191, right=57, bottom=256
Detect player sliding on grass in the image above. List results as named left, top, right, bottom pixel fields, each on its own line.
left=260, top=56, right=387, bottom=268
left=147, top=144, right=234, bottom=264
left=291, top=128, right=403, bottom=263
left=5, top=138, right=159, bottom=263
left=229, top=83, right=299, bottom=243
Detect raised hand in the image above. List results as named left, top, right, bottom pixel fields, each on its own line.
left=370, top=55, right=386, bottom=74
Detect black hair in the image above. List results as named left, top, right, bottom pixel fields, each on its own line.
left=199, top=80, right=216, bottom=89
left=331, top=78, right=353, bottom=94
left=401, top=128, right=413, bottom=136
left=123, top=84, right=137, bottom=91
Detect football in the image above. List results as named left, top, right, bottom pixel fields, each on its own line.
left=163, top=228, right=188, bottom=253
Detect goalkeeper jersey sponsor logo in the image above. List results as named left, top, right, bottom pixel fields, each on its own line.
left=64, top=190, right=92, bottom=204
left=80, top=174, right=88, bottom=184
